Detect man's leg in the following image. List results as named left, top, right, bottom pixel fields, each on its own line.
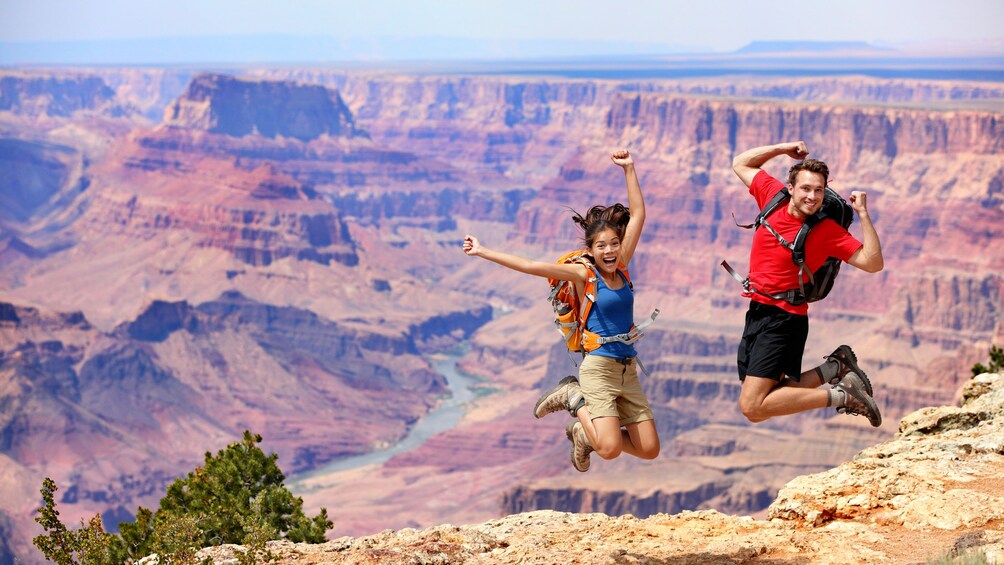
left=739, top=375, right=829, bottom=423
left=779, top=367, right=828, bottom=388
left=811, top=345, right=873, bottom=395
left=743, top=372, right=882, bottom=426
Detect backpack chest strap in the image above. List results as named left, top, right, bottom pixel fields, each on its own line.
left=720, top=260, right=809, bottom=306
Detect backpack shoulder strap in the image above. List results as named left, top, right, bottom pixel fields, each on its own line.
left=757, top=187, right=791, bottom=225
left=733, top=187, right=791, bottom=229
left=789, top=213, right=823, bottom=267
left=577, top=259, right=599, bottom=327
left=617, top=262, right=632, bottom=290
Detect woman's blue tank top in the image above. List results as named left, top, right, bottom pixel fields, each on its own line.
left=585, top=271, right=637, bottom=358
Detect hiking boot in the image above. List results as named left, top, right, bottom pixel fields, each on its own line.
left=825, top=345, right=873, bottom=396
left=533, top=376, right=582, bottom=419
left=565, top=421, right=593, bottom=472
left=835, top=372, right=882, bottom=427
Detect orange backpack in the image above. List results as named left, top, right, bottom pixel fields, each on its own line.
left=548, top=250, right=658, bottom=355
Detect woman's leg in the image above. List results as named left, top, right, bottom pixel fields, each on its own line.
left=622, top=419, right=659, bottom=459
left=576, top=356, right=622, bottom=459
left=576, top=408, right=623, bottom=460
left=577, top=410, right=659, bottom=460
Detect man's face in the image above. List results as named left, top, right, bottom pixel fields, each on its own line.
left=788, top=170, right=826, bottom=219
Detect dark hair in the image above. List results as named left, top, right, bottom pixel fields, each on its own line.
left=787, top=158, right=829, bottom=187
left=571, top=203, right=630, bottom=248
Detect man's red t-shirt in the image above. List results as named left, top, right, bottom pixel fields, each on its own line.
left=746, top=170, right=862, bottom=315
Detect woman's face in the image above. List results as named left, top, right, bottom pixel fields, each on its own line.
left=589, top=227, right=621, bottom=274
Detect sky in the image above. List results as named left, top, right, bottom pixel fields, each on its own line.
left=2, top=0, right=1003, bottom=53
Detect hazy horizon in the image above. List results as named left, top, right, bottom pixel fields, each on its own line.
left=2, top=0, right=1002, bottom=66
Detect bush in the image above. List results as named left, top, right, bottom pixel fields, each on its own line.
left=156, top=430, right=331, bottom=548
left=33, top=478, right=116, bottom=565
left=971, top=344, right=1003, bottom=377
left=33, top=430, right=332, bottom=563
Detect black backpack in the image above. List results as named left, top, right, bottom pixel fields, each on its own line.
left=722, top=186, right=854, bottom=306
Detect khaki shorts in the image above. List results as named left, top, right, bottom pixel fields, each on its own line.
left=578, top=354, right=654, bottom=425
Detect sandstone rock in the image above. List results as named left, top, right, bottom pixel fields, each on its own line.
left=770, top=373, right=1004, bottom=532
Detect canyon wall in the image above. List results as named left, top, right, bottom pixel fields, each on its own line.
left=0, top=67, right=1001, bottom=561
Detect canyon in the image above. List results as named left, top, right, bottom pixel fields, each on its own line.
left=0, top=66, right=1001, bottom=562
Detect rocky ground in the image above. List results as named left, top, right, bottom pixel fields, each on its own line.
left=178, top=372, right=1004, bottom=564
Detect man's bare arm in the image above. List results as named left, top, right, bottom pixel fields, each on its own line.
left=732, top=141, right=809, bottom=187
left=845, top=191, right=884, bottom=273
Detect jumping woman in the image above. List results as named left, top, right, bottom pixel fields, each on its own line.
left=462, top=149, right=659, bottom=472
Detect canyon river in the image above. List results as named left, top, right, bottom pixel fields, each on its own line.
left=288, top=345, right=479, bottom=492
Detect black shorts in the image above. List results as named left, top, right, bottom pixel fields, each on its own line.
left=737, top=301, right=809, bottom=382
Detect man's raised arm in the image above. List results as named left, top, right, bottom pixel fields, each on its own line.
left=732, top=141, right=809, bottom=187
left=845, top=191, right=884, bottom=273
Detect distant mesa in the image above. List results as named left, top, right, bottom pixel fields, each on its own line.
left=735, top=40, right=891, bottom=54
left=163, top=73, right=367, bottom=141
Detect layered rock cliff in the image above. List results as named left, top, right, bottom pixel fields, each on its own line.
left=0, top=71, right=133, bottom=117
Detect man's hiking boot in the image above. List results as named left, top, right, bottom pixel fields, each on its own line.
left=835, top=372, right=882, bottom=427
left=534, top=376, right=583, bottom=419
left=825, top=345, right=873, bottom=396
left=565, top=421, right=593, bottom=472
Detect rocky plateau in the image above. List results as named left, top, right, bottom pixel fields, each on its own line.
left=189, top=371, right=1004, bottom=564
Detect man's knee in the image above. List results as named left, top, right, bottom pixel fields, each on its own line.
left=739, top=375, right=777, bottom=423
left=738, top=398, right=767, bottom=423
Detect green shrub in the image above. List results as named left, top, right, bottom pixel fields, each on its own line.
left=971, top=344, right=1003, bottom=377
left=33, top=478, right=116, bottom=565
left=235, top=493, right=280, bottom=565
left=33, top=430, right=332, bottom=563
left=156, top=430, right=330, bottom=547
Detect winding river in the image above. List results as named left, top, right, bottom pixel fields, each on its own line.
left=288, top=345, right=478, bottom=490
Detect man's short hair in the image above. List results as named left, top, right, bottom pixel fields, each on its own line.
left=787, top=159, right=829, bottom=187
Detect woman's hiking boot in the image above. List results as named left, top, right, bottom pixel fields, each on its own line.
left=835, top=372, right=882, bottom=427
left=822, top=345, right=873, bottom=396
left=565, top=421, right=593, bottom=472
left=534, top=376, right=583, bottom=419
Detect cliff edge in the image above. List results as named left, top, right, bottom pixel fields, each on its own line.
left=189, top=372, right=1004, bottom=564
